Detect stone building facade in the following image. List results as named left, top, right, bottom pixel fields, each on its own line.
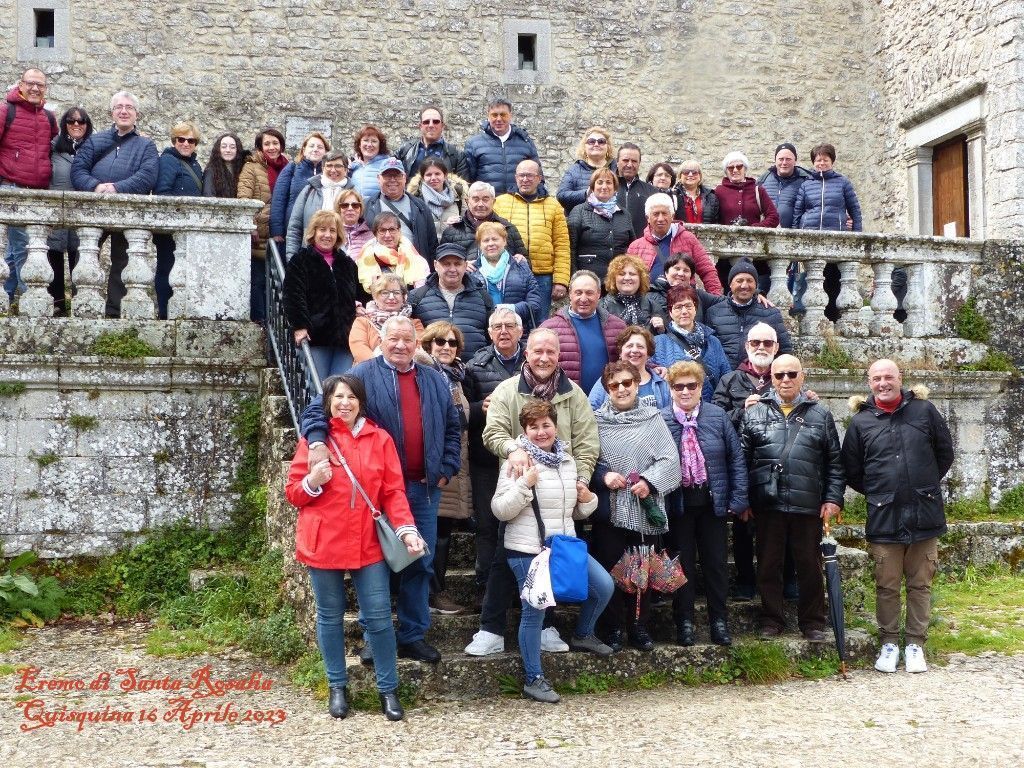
left=5, top=1, right=1019, bottom=237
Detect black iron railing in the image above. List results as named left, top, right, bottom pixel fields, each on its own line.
left=266, top=241, right=322, bottom=430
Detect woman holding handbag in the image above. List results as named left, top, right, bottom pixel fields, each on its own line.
left=492, top=400, right=615, bottom=704
left=285, top=374, right=425, bottom=722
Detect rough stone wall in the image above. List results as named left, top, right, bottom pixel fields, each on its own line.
left=1, top=0, right=887, bottom=227
left=0, top=319, right=265, bottom=557
left=873, top=0, right=1024, bottom=236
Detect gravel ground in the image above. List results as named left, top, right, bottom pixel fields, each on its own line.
left=2, top=621, right=1023, bottom=768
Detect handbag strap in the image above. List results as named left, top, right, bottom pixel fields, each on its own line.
left=327, top=436, right=382, bottom=519
left=530, top=492, right=547, bottom=548
left=775, top=412, right=806, bottom=470
left=179, top=158, right=203, bottom=191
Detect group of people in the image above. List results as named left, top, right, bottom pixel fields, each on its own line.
left=285, top=268, right=954, bottom=717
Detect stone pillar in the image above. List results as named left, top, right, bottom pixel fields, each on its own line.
left=179, top=229, right=251, bottom=320
left=120, top=228, right=155, bottom=319
left=73, top=227, right=106, bottom=318
left=0, top=227, right=9, bottom=314
left=870, top=263, right=903, bottom=337
left=765, top=257, right=793, bottom=316
left=905, top=147, right=934, bottom=236
left=17, top=224, right=54, bottom=317
left=800, top=259, right=830, bottom=336
left=965, top=124, right=987, bottom=240
left=167, top=231, right=187, bottom=320
left=835, top=261, right=867, bottom=337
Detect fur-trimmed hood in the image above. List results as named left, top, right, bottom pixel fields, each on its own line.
left=406, top=172, right=470, bottom=202
left=848, top=384, right=929, bottom=413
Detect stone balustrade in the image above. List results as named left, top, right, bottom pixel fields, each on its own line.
left=0, top=189, right=262, bottom=320
left=686, top=224, right=986, bottom=340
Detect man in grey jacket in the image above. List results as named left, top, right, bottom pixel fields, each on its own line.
left=71, top=90, right=158, bottom=317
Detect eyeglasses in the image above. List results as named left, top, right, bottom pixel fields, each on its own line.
left=490, top=322, right=518, bottom=330
left=773, top=371, right=801, bottom=380
left=726, top=164, right=746, bottom=171
left=609, top=378, right=636, bottom=390
left=681, top=169, right=700, bottom=176
left=21, top=80, right=46, bottom=90
left=378, top=290, right=403, bottom=299
left=339, top=202, right=362, bottom=209
left=433, top=338, right=459, bottom=348
left=516, top=172, right=538, bottom=179
left=174, top=137, right=197, bottom=145
left=421, top=119, right=442, bottom=126
left=377, top=227, right=400, bottom=234
left=585, top=137, right=607, bottom=146
left=67, top=118, right=88, bottom=126
left=747, top=339, right=775, bottom=348
left=671, top=382, right=700, bottom=392
left=112, top=104, right=137, bottom=113
left=671, top=303, right=696, bottom=312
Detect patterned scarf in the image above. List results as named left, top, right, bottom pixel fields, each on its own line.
left=521, top=362, right=560, bottom=401
left=365, top=300, right=413, bottom=331
left=673, top=405, right=707, bottom=487
left=618, top=293, right=642, bottom=326
left=356, top=238, right=430, bottom=293
left=588, top=192, right=619, bottom=220
left=738, top=358, right=772, bottom=392
left=516, top=432, right=567, bottom=469
left=669, top=322, right=706, bottom=361
left=419, top=180, right=455, bottom=221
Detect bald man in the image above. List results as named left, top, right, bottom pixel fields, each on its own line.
left=841, top=359, right=953, bottom=674
left=739, top=354, right=844, bottom=643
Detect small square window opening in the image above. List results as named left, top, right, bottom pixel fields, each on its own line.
left=517, top=34, right=537, bottom=71
left=34, top=9, right=55, bottom=48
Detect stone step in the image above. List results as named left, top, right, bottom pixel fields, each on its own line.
left=343, top=629, right=875, bottom=702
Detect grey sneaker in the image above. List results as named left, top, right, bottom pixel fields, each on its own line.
left=523, top=675, right=560, bottom=703
left=569, top=633, right=614, bottom=656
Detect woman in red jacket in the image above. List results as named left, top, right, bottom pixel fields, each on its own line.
left=286, top=374, right=424, bottom=721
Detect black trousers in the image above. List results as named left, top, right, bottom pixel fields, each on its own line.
left=666, top=494, right=729, bottom=625
left=590, top=519, right=655, bottom=631
left=100, top=231, right=128, bottom=318
left=47, top=248, right=78, bottom=311
left=470, top=458, right=501, bottom=588
left=755, top=509, right=826, bottom=632
left=733, top=517, right=798, bottom=589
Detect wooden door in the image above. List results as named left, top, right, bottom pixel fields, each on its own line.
left=932, top=136, right=969, bottom=237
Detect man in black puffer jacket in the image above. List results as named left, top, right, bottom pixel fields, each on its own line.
left=705, top=259, right=793, bottom=368
left=440, top=181, right=527, bottom=262
left=841, top=359, right=954, bottom=674
left=409, top=242, right=494, bottom=359
left=740, top=354, right=844, bottom=643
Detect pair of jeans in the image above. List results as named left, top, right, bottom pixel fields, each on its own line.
left=395, top=480, right=439, bottom=644
left=870, top=538, right=938, bottom=646
left=307, top=562, right=398, bottom=692
left=3, top=222, right=27, bottom=301
left=308, top=345, right=353, bottom=386
left=507, top=551, right=613, bottom=682
left=534, top=273, right=553, bottom=322
left=153, top=233, right=176, bottom=320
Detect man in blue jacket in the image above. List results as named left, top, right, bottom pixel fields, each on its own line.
left=71, top=90, right=158, bottom=317
left=464, top=98, right=540, bottom=196
left=301, top=315, right=461, bottom=664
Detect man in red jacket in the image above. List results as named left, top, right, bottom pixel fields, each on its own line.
left=1, top=68, right=57, bottom=301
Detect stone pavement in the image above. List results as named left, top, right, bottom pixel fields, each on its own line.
left=2, top=621, right=1023, bottom=768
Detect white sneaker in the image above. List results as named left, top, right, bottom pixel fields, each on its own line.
left=874, top=642, right=899, bottom=673
left=540, top=626, right=569, bottom=653
left=904, top=644, right=928, bottom=673
left=464, top=630, right=504, bottom=656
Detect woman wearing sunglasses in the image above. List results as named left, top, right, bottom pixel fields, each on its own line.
left=47, top=107, right=93, bottom=315
left=153, top=120, right=204, bottom=319
left=661, top=360, right=748, bottom=648
left=333, top=188, right=372, bottom=259
left=556, top=126, right=615, bottom=213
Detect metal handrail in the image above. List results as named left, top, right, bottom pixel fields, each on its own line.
left=266, top=241, right=323, bottom=431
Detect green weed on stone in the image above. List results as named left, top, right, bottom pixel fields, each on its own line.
left=0, top=382, right=26, bottom=397
left=90, top=327, right=158, bottom=358
left=67, top=414, right=99, bottom=432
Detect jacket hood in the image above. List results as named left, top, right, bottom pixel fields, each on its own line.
left=245, top=150, right=268, bottom=168
left=406, top=172, right=469, bottom=198
left=848, top=385, right=928, bottom=413
left=6, top=86, right=47, bottom=108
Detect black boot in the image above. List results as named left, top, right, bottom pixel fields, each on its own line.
left=328, top=686, right=349, bottom=719
left=605, top=628, right=626, bottom=653
left=380, top=690, right=404, bottom=721
left=710, top=619, right=732, bottom=647
left=628, top=624, right=654, bottom=652
left=676, top=619, right=696, bottom=647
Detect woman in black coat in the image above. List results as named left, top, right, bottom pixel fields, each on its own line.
left=283, top=210, right=368, bottom=382
left=567, top=168, right=635, bottom=285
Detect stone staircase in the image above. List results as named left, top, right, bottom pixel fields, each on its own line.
left=258, top=369, right=875, bottom=701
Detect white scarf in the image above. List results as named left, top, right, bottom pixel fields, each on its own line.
left=321, top=178, right=348, bottom=211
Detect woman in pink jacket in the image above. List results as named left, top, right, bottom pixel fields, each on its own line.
left=286, top=374, right=424, bottom=721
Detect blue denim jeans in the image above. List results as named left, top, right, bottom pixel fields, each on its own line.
left=396, top=480, right=439, bottom=644
left=507, top=551, right=614, bottom=682
left=534, top=273, right=553, bottom=322
left=308, top=562, right=398, bottom=692
left=787, top=262, right=807, bottom=313
left=4, top=224, right=27, bottom=300
left=309, top=345, right=353, bottom=385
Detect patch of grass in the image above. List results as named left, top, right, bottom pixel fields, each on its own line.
left=796, top=653, right=842, bottom=680
left=67, top=414, right=99, bottom=431
left=497, top=673, right=520, bottom=696
left=842, top=494, right=867, bottom=525
left=728, top=642, right=795, bottom=684
left=31, top=452, right=59, bottom=469
left=0, top=381, right=27, bottom=397
left=995, top=484, right=1024, bottom=517
left=813, top=336, right=854, bottom=371
left=928, top=565, right=1024, bottom=657
left=556, top=672, right=614, bottom=695
left=0, top=626, right=22, bottom=652
left=954, top=297, right=990, bottom=343
left=841, top=490, right=1024, bottom=526
left=0, top=663, right=17, bottom=676
left=90, top=327, right=158, bottom=358
left=290, top=652, right=328, bottom=700
left=958, top=351, right=1018, bottom=374
left=349, top=679, right=418, bottom=711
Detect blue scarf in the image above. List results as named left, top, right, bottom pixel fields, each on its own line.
left=478, top=250, right=511, bottom=304
left=588, top=192, right=619, bottom=220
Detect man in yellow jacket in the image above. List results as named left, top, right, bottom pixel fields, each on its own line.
left=494, top=159, right=570, bottom=320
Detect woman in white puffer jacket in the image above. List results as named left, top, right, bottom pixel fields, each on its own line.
left=491, top=400, right=615, bottom=704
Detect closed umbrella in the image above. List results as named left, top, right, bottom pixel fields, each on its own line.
left=821, top=519, right=848, bottom=678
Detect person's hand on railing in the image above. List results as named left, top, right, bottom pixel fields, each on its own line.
left=294, top=329, right=310, bottom=345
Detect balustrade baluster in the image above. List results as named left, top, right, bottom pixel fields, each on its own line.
left=800, top=259, right=830, bottom=336
left=72, top=227, right=106, bottom=318
left=901, top=263, right=924, bottom=338
left=835, top=260, right=868, bottom=337
left=17, top=224, right=54, bottom=317
left=120, top=228, right=155, bottom=319
left=167, top=232, right=186, bottom=319
left=869, top=263, right=902, bottom=337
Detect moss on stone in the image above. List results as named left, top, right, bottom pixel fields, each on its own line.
left=0, top=381, right=27, bottom=397
left=67, top=414, right=99, bottom=432
left=955, top=297, right=991, bottom=343
left=90, top=327, right=159, bottom=358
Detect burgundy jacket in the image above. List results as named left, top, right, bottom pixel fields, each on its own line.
left=541, top=307, right=626, bottom=386
left=0, top=86, right=57, bottom=189
left=713, top=177, right=780, bottom=228
left=626, top=225, right=723, bottom=294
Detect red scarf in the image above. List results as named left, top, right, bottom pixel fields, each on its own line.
left=266, top=154, right=288, bottom=191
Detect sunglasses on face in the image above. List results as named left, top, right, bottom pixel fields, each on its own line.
left=174, top=137, right=197, bottom=145
left=338, top=202, right=362, bottom=209
left=610, top=378, right=636, bottom=390
left=67, top=118, right=88, bottom=126
left=727, top=164, right=745, bottom=171
left=681, top=169, right=700, bottom=175
left=747, top=339, right=775, bottom=348
left=671, top=382, right=700, bottom=392
left=433, top=338, right=459, bottom=348
left=586, top=137, right=607, bottom=145
left=773, top=371, right=800, bottom=380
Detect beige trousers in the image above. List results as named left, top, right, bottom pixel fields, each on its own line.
left=869, top=538, right=939, bottom=646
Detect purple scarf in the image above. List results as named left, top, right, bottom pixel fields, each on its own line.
left=673, top=405, right=707, bottom=487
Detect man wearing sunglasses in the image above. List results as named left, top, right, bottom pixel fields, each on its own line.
left=739, top=354, right=844, bottom=644
left=1, top=68, right=59, bottom=302
left=396, top=106, right=467, bottom=178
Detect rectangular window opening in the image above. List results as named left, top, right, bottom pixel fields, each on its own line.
left=34, top=9, right=55, bottom=49
left=517, top=34, right=537, bottom=71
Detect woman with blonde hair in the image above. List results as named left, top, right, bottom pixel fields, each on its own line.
left=283, top=209, right=367, bottom=380
left=270, top=131, right=330, bottom=249
left=556, top=126, right=615, bottom=212
left=598, top=254, right=662, bottom=332
left=674, top=159, right=720, bottom=224
left=334, top=188, right=373, bottom=259
left=348, top=273, right=424, bottom=363
left=470, top=221, right=542, bottom=330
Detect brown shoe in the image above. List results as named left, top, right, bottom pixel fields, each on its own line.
left=803, top=629, right=829, bottom=643
left=429, top=592, right=467, bottom=615
left=759, top=624, right=783, bottom=640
